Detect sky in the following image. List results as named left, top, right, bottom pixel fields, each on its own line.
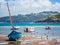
left=0, top=0, right=60, bottom=17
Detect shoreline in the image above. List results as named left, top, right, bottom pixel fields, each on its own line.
left=0, top=35, right=60, bottom=41
left=0, top=35, right=60, bottom=45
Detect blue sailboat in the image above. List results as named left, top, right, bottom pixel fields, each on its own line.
left=8, top=30, right=22, bottom=41
left=6, top=3, right=22, bottom=41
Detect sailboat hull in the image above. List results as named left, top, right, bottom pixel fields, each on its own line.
left=8, top=31, right=22, bottom=41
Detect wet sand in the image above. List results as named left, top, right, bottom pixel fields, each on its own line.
left=0, top=35, right=60, bottom=45
left=0, top=36, right=9, bottom=41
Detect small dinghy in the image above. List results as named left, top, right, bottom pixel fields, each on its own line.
left=45, top=26, right=51, bottom=30
left=24, top=27, right=34, bottom=32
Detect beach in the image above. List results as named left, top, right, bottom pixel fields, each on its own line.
left=0, top=35, right=60, bottom=45
left=0, top=36, right=8, bottom=41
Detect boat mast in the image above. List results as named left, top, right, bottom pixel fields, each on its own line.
left=6, top=3, right=13, bottom=27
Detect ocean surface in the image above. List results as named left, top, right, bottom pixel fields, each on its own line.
left=0, top=22, right=60, bottom=26
left=0, top=22, right=60, bottom=45
left=0, top=22, right=60, bottom=38
left=0, top=26, right=60, bottom=39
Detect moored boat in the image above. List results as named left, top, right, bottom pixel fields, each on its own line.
left=6, top=2, right=22, bottom=41
left=8, top=30, right=22, bottom=41
left=45, top=26, right=51, bottom=30
left=24, top=27, right=34, bottom=32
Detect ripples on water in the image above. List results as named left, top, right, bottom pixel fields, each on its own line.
left=0, top=26, right=60, bottom=45
left=0, top=26, right=60, bottom=37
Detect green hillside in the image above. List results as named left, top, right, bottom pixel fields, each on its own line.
left=50, top=13, right=60, bottom=20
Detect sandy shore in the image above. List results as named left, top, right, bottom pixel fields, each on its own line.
left=0, top=36, right=9, bottom=41
left=0, top=35, right=60, bottom=45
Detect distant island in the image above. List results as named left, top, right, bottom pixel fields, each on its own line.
left=0, top=11, right=60, bottom=23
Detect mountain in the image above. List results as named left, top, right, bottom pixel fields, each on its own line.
left=0, top=11, right=59, bottom=23
left=36, top=13, right=60, bottom=23
left=50, top=13, right=60, bottom=22
left=38, top=11, right=58, bottom=16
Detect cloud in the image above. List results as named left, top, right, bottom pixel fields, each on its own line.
left=52, top=2, right=60, bottom=11
left=0, top=0, right=60, bottom=17
left=0, top=0, right=5, bottom=3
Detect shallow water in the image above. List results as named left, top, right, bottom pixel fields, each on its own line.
left=0, top=26, right=60, bottom=38
left=0, top=22, right=60, bottom=26
left=0, top=41, right=22, bottom=45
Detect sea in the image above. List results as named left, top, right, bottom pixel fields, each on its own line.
left=0, top=22, right=60, bottom=39
left=0, top=22, right=60, bottom=26
left=0, top=22, right=60, bottom=45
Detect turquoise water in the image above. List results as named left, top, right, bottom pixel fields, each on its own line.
left=0, top=22, right=60, bottom=39
left=0, top=26, right=60, bottom=39
left=0, top=22, right=60, bottom=26
left=0, top=26, right=60, bottom=45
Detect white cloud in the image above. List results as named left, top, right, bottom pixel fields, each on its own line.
left=0, top=0, right=4, bottom=2
left=0, top=0, right=60, bottom=17
left=52, top=2, right=60, bottom=11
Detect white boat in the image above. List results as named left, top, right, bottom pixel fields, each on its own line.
left=24, top=27, right=34, bottom=32
left=29, top=27, right=34, bottom=32
left=45, top=26, right=51, bottom=30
